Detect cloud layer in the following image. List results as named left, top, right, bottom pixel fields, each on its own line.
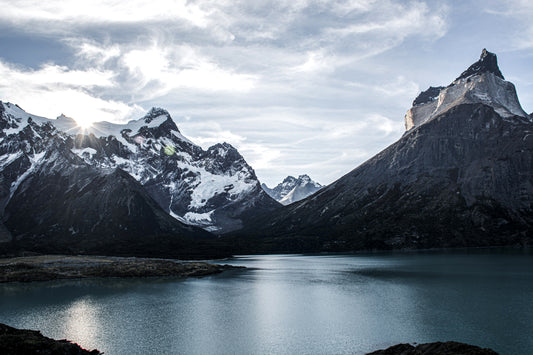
left=1, top=1, right=531, bottom=185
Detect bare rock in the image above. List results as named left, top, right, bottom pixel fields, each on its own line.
left=367, top=341, right=498, bottom=355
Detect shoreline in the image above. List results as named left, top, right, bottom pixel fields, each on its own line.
left=0, top=255, right=242, bottom=283
left=0, top=323, right=499, bottom=355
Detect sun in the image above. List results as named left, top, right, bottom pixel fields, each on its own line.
left=75, top=119, right=93, bottom=130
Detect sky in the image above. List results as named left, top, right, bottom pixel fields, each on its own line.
left=1, top=0, right=533, bottom=187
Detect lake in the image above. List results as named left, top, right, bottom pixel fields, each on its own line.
left=1, top=250, right=532, bottom=354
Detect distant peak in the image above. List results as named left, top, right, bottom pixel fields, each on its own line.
left=143, top=107, right=171, bottom=123
left=208, top=142, right=238, bottom=153
left=283, top=176, right=297, bottom=183
left=57, top=114, right=75, bottom=122
left=455, top=48, right=504, bottom=81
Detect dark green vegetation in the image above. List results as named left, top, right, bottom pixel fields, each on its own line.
left=0, top=255, right=239, bottom=283
left=366, top=341, right=498, bottom=354
left=0, top=323, right=101, bottom=354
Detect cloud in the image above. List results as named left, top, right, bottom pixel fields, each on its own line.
left=0, top=0, right=211, bottom=28
left=0, top=61, right=114, bottom=88
left=184, top=119, right=282, bottom=174
left=73, top=41, right=121, bottom=67
left=0, top=60, right=143, bottom=124
left=0, top=0, right=451, bottom=185
left=239, top=143, right=283, bottom=171
left=185, top=120, right=247, bottom=148
left=119, top=44, right=257, bottom=100
left=482, top=0, right=533, bottom=50
left=293, top=50, right=338, bottom=73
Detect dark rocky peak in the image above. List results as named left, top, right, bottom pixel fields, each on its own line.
left=143, top=107, right=171, bottom=123
left=282, top=176, right=297, bottom=184
left=133, top=108, right=180, bottom=139
left=0, top=101, right=14, bottom=112
left=412, top=86, right=444, bottom=106
left=296, top=174, right=322, bottom=187
left=210, top=142, right=245, bottom=156
left=297, top=174, right=311, bottom=182
left=455, top=48, right=504, bottom=81
left=205, top=142, right=246, bottom=168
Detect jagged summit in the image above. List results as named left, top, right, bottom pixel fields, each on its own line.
left=0, top=103, right=185, bottom=143
left=0, top=100, right=279, bottom=234
left=455, top=48, right=504, bottom=81
left=263, top=174, right=323, bottom=205
left=143, top=107, right=171, bottom=123
left=405, top=49, right=528, bottom=131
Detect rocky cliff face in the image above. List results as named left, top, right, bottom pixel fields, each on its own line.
left=405, top=49, right=528, bottom=131
left=262, top=175, right=323, bottom=205
left=230, top=50, right=533, bottom=252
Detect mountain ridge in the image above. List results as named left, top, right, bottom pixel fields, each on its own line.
left=227, top=49, right=533, bottom=253
left=0, top=102, right=280, bottom=234
left=0, top=110, right=225, bottom=258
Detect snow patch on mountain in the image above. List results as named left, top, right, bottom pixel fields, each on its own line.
left=0, top=152, right=22, bottom=168
left=9, top=151, right=46, bottom=199
left=184, top=211, right=214, bottom=223
left=71, top=147, right=97, bottom=159
left=188, top=168, right=254, bottom=209
left=0, top=101, right=278, bottom=233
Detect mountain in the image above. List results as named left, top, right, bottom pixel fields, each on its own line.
left=0, top=103, right=226, bottom=257
left=404, top=48, right=527, bottom=131
left=262, top=175, right=323, bottom=205
left=0, top=104, right=279, bottom=236
left=229, top=49, right=533, bottom=252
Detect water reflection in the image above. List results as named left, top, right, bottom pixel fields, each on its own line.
left=63, top=298, right=100, bottom=350
left=1, top=251, right=532, bottom=354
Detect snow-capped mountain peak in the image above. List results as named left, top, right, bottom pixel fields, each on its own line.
left=263, top=174, right=323, bottom=205
left=0, top=101, right=279, bottom=233
left=405, top=49, right=529, bottom=131
left=141, top=107, right=172, bottom=124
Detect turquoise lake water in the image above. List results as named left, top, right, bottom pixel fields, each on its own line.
left=1, top=250, right=532, bottom=354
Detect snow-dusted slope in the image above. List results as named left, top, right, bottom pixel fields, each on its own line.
left=0, top=103, right=279, bottom=233
left=405, top=49, right=529, bottom=131
left=0, top=102, right=213, bottom=254
left=263, top=175, right=323, bottom=205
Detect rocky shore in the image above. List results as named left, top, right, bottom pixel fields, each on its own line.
left=367, top=341, right=499, bottom=354
left=0, top=326, right=500, bottom=355
left=0, top=323, right=101, bottom=354
left=0, top=255, right=240, bottom=283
